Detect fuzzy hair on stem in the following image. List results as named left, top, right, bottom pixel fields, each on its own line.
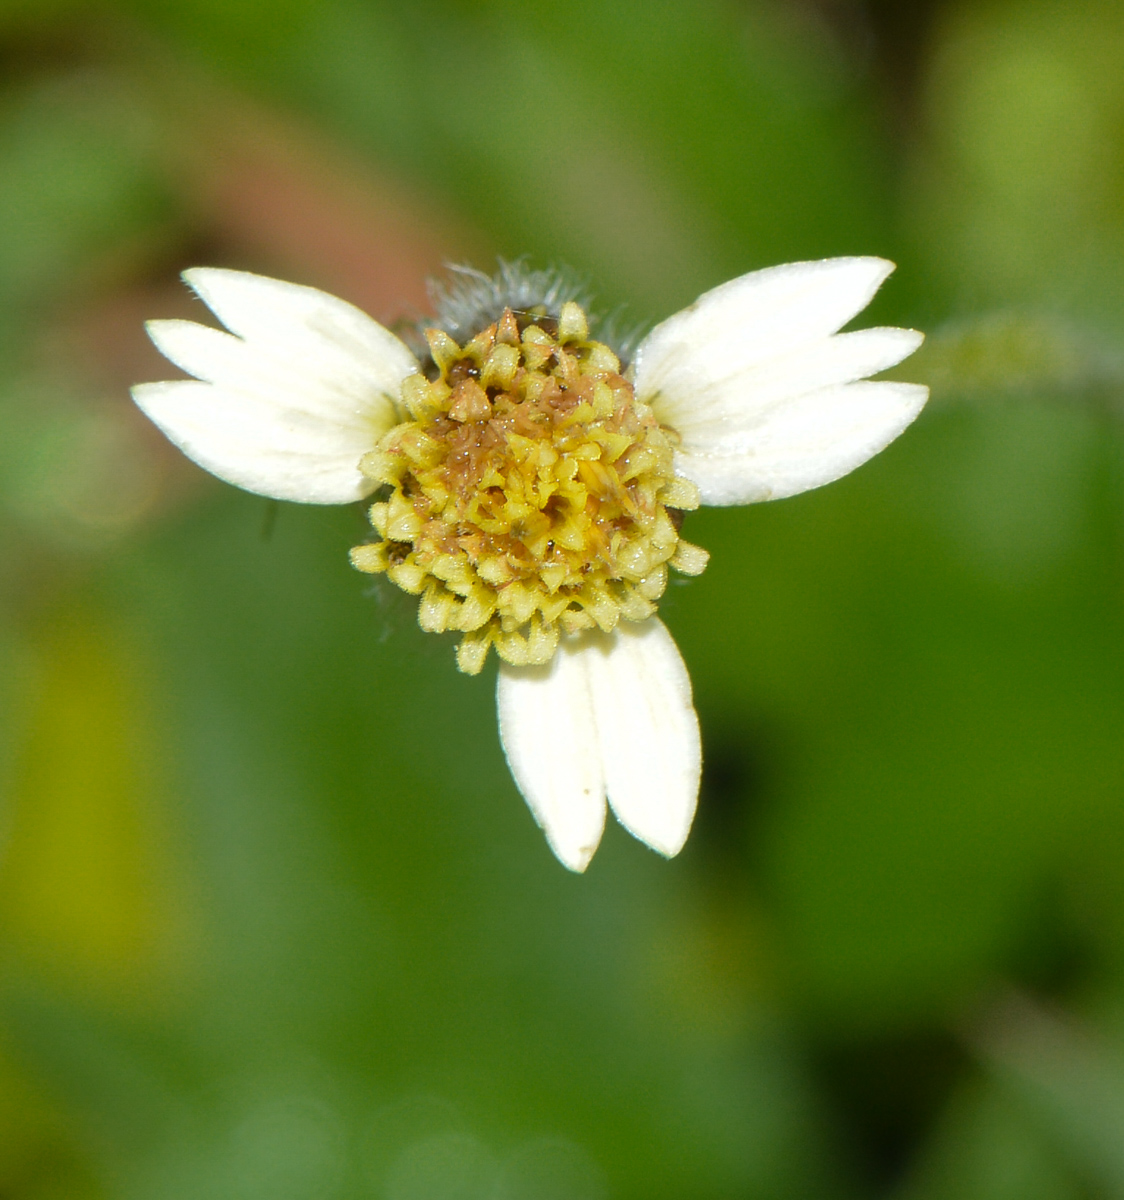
left=420, top=260, right=646, bottom=366
left=427, top=260, right=591, bottom=342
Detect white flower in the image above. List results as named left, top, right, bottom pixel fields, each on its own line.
left=133, top=259, right=926, bottom=872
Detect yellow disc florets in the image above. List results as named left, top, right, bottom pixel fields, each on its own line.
left=349, top=299, right=708, bottom=674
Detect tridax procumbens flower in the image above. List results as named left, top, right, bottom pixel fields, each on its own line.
left=133, top=259, right=926, bottom=871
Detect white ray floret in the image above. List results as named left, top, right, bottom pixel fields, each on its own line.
left=633, top=257, right=927, bottom=505
left=496, top=641, right=607, bottom=873
left=134, top=257, right=928, bottom=872
left=497, top=619, right=699, bottom=871
left=133, top=269, right=417, bottom=504
left=582, top=619, right=700, bottom=859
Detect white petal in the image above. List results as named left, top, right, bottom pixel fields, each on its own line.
left=497, top=648, right=607, bottom=873
left=585, top=619, right=700, bottom=859
left=653, top=327, right=923, bottom=451
left=672, top=381, right=929, bottom=505
left=497, top=619, right=701, bottom=869
left=632, top=257, right=927, bottom=505
left=133, top=269, right=418, bottom=504
left=182, top=268, right=417, bottom=391
left=636, top=258, right=896, bottom=386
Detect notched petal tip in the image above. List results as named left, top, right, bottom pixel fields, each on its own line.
left=640, top=828, right=690, bottom=861
left=807, top=255, right=897, bottom=300
left=869, top=324, right=924, bottom=359
left=551, top=828, right=601, bottom=874
left=180, top=267, right=263, bottom=326
left=181, top=265, right=253, bottom=302
left=834, top=253, right=895, bottom=281
left=179, top=267, right=313, bottom=336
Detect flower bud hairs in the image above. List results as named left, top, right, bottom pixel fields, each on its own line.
left=134, top=257, right=927, bottom=871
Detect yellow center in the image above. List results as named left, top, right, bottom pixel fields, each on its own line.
left=349, top=301, right=708, bottom=674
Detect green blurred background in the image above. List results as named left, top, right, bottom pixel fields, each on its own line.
left=3, top=0, right=1124, bottom=1196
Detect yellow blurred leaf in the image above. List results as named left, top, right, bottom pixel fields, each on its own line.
left=0, top=604, right=192, bottom=998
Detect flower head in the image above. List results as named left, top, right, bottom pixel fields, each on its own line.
left=350, top=294, right=705, bottom=675
left=134, top=258, right=926, bottom=871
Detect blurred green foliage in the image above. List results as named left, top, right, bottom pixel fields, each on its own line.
left=3, top=0, right=1124, bottom=1197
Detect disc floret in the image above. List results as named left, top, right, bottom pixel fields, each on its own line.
left=350, top=300, right=708, bottom=674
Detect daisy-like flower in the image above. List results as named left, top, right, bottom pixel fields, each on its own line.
left=133, top=258, right=926, bottom=871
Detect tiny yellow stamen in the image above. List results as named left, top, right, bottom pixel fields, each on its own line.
left=351, top=304, right=706, bottom=673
